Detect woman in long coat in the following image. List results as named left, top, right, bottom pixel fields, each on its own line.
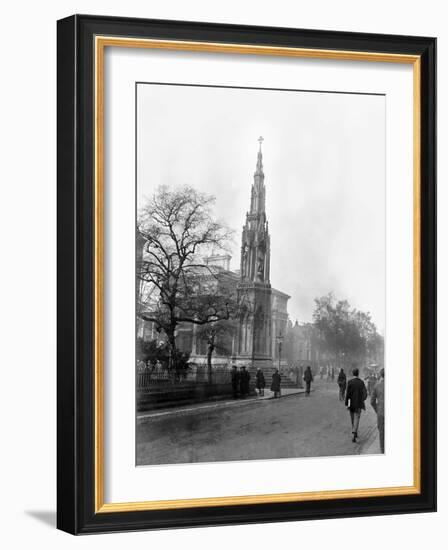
left=255, top=368, right=266, bottom=396
left=271, top=368, right=281, bottom=398
left=337, top=368, right=347, bottom=401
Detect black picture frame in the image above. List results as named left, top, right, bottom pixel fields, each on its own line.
left=57, top=14, right=436, bottom=534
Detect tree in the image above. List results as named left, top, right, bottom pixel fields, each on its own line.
left=196, top=317, right=238, bottom=379
left=137, top=185, right=235, bottom=369
left=312, top=292, right=383, bottom=369
left=136, top=338, right=167, bottom=365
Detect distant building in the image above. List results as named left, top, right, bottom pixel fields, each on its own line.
left=271, top=289, right=291, bottom=366
left=284, top=320, right=321, bottom=370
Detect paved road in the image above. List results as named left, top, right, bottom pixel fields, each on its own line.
left=136, top=379, right=381, bottom=466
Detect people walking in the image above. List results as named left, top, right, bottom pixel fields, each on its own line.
left=337, top=368, right=347, bottom=401
left=239, top=366, right=250, bottom=397
left=345, top=367, right=368, bottom=442
left=231, top=365, right=240, bottom=398
left=304, top=365, right=313, bottom=396
left=370, top=368, right=385, bottom=453
left=256, top=367, right=266, bottom=396
left=271, top=368, right=281, bottom=398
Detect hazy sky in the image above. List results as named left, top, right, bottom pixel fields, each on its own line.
left=137, top=83, right=385, bottom=331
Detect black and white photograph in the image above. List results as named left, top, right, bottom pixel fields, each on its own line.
left=135, top=83, right=386, bottom=466
left=0, top=0, right=440, bottom=543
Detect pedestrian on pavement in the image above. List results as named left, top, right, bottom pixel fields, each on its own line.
left=304, top=365, right=313, bottom=396
left=331, top=366, right=335, bottom=382
left=319, top=366, right=324, bottom=380
left=370, top=368, right=385, bottom=453
left=345, top=367, right=368, bottom=442
left=271, top=368, right=281, bottom=398
left=256, top=367, right=266, bottom=396
left=239, top=366, right=250, bottom=397
left=299, top=365, right=304, bottom=383
left=366, top=372, right=375, bottom=396
left=337, top=368, right=347, bottom=401
left=231, top=365, right=240, bottom=398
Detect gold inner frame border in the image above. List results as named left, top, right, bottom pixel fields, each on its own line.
left=94, top=35, right=421, bottom=513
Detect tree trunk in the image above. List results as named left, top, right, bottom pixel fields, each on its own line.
left=207, top=344, right=214, bottom=383
left=166, top=329, right=177, bottom=373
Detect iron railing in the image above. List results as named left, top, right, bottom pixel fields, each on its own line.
left=137, top=365, right=233, bottom=390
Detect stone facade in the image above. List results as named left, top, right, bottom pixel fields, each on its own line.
left=272, top=288, right=291, bottom=368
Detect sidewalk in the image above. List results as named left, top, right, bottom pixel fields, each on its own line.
left=137, top=387, right=307, bottom=421
left=360, top=427, right=382, bottom=454
left=258, top=387, right=307, bottom=401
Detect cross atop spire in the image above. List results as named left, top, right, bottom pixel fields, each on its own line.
left=255, top=136, right=264, bottom=176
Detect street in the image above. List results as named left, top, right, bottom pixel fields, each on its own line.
left=136, top=378, right=381, bottom=466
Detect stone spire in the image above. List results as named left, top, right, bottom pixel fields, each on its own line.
left=236, top=138, right=273, bottom=363
left=240, top=138, right=271, bottom=284
left=255, top=136, right=264, bottom=173
left=250, top=136, right=265, bottom=215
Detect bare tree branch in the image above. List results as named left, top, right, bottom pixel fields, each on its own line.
left=137, top=185, right=236, bottom=368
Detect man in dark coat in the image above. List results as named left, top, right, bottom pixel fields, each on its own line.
left=345, top=367, right=368, bottom=442
left=304, top=366, right=313, bottom=396
left=231, top=365, right=240, bottom=398
left=270, top=368, right=281, bottom=398
left=370, top=368, right=385, bottom=452
left=239, top=366, right=250, bottom=397
left=255, top=368, right=266, bottom=396
left=337, top=368, right=347, bottom=401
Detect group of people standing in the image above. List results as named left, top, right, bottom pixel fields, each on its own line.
left=231, top=365, right=251, bottom=398
left=337, top=366, right=385, bottom=451
left=231, top=366, right=283, bottom=398
left=256, top=365, right=313, bottom=398
left=231, top=365, right=315, bottom=399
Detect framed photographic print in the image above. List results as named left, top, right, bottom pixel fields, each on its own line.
left=57, top=14, right=436, bottom=534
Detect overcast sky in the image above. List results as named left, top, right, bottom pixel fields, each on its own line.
left=137, top=83, right=385, bottom=332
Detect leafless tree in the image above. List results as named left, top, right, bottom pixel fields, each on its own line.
left=137, top=185, right=236, bottom=369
